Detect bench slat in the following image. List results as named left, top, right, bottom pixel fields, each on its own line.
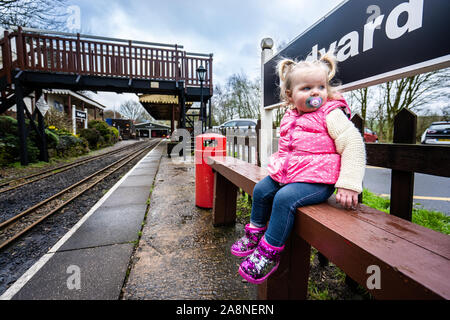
left=209, top=156, right=267, bottom=196
left=335, top=201, right=450, bottom=260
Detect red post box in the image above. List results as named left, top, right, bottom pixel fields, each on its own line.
left=195, top=133, right=226, bottom=208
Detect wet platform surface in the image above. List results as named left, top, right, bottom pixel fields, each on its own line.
left=2, top=140, right=256, bottom=300
left=122, top=146, right=257, bottom=299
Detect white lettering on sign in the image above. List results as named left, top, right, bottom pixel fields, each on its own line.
left=337, top=31, right=359, bottom=62
left=307, top=0, right=424, bottom=62
left=76, top=111, right=87, bottom=119
left=363, top=14, right=384, bottom=52
left=385, top=0, right=423, bottom=39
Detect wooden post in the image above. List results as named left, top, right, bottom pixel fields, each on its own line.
left=178, top=80, right=186, bottom=128
left=174, top=44, right=179, bottom=83
left=390, top=108, right=417, bottom=221
left=258, top=233, right=311, bottom=299
left=14, top=80, right=28, bottom=165
left=76, top=33, right=81, bottom=74
left=256, top=119, right=261, bottom=167
left=3, top=31, right=12, bottom=85
left=212, top=172, right=237, bottom=226
left=171, top=104, right=175, bottom=133
left=68, top=94, right=72, bottom=131
left=16, top=27, right=25, bottom=69
left=128, top=40, right=133, bottom=79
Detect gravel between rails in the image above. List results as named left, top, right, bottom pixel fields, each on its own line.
left=0, top=139, right=159, bottom=296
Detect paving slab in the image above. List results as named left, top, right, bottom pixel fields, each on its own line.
left=12, top=243, right=134, bottom=300
left=101, top=186, right=152, bottom=207
left=127, top=168, right=158, bottom=176
left=119, top=175, right=155, bottom=187
left=58, top=204, right=148, bottom=251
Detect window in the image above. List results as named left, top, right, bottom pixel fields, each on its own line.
left=238, top=121, right=256, bottom=127
left=53, top=101, right=64, bottom=112
left=223, top=121, right=236, bottom=127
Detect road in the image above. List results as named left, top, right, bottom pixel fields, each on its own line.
left=363, top=167, right=450, bottom=215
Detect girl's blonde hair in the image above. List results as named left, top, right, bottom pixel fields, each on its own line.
left=277, top=51, right=340, bottom=107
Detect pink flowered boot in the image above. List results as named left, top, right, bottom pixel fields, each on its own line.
left=238, top=236, right=284, bottom=284
left=230, top=224, right=266, bottom=257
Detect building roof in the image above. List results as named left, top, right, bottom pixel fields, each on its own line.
left=135, top=120, right=170, bottom=129
left=43, top=89, right=107, bottom=110
left=139, top=94, right=193, bottom=105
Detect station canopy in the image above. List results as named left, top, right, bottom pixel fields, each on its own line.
left=139, top=94, right=192, bottom=120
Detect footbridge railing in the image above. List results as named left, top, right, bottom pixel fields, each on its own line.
left=0, top=27, right=212, bottom=92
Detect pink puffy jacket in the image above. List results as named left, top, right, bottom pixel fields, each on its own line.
left=267, top=99, right=351, bottom=185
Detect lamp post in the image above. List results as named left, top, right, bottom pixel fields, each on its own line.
left=196, top=65, right=207, bottom=133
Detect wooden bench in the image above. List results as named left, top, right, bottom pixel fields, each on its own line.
left=209, top=155, right=450, bottom=300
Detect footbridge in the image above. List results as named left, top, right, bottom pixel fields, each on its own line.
left=0, top=27, right=213, bottom=165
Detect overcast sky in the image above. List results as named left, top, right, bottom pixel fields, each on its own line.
left=67, top=0, right=343, bottom=110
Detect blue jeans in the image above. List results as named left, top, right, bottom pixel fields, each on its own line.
left=250, top=176, right=335, bottom=247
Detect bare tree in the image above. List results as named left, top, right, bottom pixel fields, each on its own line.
left=103, top=109, right=122, bottom=119
left=348, top=87, right=369, bottom=125
left=0, top=0, right=69, bottom=30
left=381, top=71, right=441, bottom=141
left=345, top=68, right=449, bottom=142
left=212, top=73, right=260, bottom=125
left=119, top=100, right=154, bottom=123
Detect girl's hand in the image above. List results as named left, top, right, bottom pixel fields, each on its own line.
left=336, top=188, right=359, bottom=209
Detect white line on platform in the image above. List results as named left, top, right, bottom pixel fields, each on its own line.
left=0, top=140, right=163, bottom=300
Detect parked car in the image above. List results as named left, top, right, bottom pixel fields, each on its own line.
left=364, top=128, right=378, bottom=143
left=216, top=119, right=257, bottom=131
left=421, top=121, right=450, bottom=145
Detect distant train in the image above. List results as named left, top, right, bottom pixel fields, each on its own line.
left=105, top=118, right=136, bottom=140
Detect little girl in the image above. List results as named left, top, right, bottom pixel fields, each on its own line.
left=231, top=52, right=366, bottom=284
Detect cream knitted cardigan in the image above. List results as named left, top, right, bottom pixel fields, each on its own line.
left=325, top=108, right=366, bottom=193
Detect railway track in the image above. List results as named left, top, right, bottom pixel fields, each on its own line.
left=0, top=140, right=148, bottom=194
left=0, top=139, right=160, bottom=251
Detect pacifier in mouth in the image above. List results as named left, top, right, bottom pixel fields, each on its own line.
left=305, top=97, right=323, bottom=109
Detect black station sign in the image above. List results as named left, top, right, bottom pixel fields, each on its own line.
left=75, top=110, right=87, bottom=119
left=263, top=0, right=450, bottom=107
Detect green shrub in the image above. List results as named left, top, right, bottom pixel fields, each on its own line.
left=79, top=128, right=100, bottom=149
left=0, top=117, right=117, bottom=166
left=0, top=116, right=17, bottom=136
left=88, top=120, right=118, bottom=146
left=108, top=126, right=119, bottom=138
left=45, top=128, right=60, bottom=149
left=47, top=125, right=72, bottom=136
left=0, top=116, right=41, bottom=165
left=89, top=120, right=109, bottom=135
left=45, top=107, right=71, bottom=132
left=56, top=135, right=89, bottom=157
